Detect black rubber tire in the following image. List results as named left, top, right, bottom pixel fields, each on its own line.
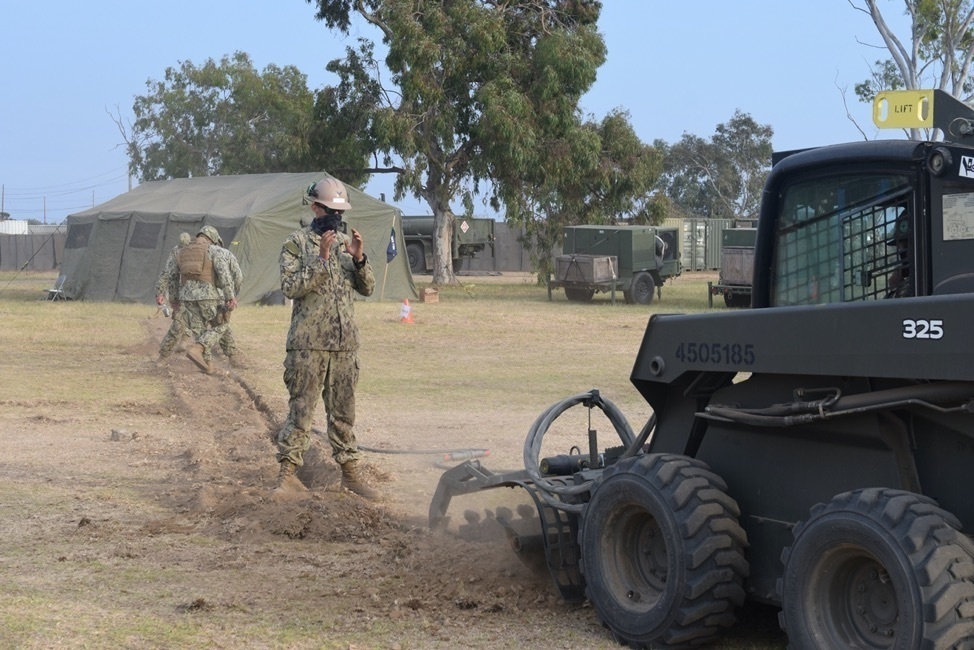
left=778, top=488, right=974, bottom=650
left=624, top=272, right=655, bottom=305
left=723, top=292, right=750, bottom=308
left=564, top=287, right=595, bottom=302
left=452, top=257, right=463, bottom=273
left=579, top=454, right=748, bottom=648
left=406, top=243, right=425, bottom=274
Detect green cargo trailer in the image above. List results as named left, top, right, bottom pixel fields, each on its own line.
left=708, top=227, right=757, bottom=308
left=548, top=225, right=682, bottom=304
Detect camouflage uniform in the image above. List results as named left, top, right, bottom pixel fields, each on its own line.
left=276, top=227, right=375, bottom=467
left=156, top=239, right=191, bottom=357
left=213, top=246, right=243, bottom=358
left=162, top=230, right=236, bottom=365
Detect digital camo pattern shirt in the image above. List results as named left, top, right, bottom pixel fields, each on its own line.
left=279, top=227, right=375, bottom=352
left=163, top=240, right=236, bottom=303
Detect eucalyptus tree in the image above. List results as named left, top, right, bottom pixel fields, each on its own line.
left=489, top=108, right=664, bottom=280
left=657, top=111, right=773, bottom=221
left=308, top=0, right=632, bottom=284
left=126, top=52, right=317, bottom=181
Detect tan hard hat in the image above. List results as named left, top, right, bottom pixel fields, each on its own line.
left=306, top=177, right=352, bottom=211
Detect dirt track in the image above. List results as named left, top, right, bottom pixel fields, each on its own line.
left=0, top=314, right=625, bottom=649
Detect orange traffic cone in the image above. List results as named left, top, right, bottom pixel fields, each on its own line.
left=400, top=299, right=414, bottom=323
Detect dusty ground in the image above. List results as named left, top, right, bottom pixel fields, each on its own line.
left=0, top=312, right=623, bottom=649
left=0, top=273, right=783, bottom=649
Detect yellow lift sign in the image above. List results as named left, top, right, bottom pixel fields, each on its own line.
left=873, top=90, right=934, bottom=129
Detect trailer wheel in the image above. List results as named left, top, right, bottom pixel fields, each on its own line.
left=564, top=287, right=595, bottom=302
left=624, top=272, right=655, bottom=305
left=723, top=292, right=750, bottom=308
left=779, top=488, right=974, bottom=650
left=579, top=454, right=748, bottom=648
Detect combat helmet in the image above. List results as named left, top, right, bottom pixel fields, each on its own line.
left=305, top=177, right=352, bottom=211
left=198, top=225, right=224, bottom=247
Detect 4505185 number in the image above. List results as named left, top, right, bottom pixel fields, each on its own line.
left=675, top=342, right=755, bottom=365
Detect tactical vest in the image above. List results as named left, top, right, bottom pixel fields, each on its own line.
left=177, top=238, right=215, bottom=284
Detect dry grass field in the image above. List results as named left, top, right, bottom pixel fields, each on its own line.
left=0, top=269, right=785, bottom=649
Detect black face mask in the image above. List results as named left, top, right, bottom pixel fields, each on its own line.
left=311, top=214, right=345, bottom=235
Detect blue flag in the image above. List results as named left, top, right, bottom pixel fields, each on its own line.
left=387, top=227, right=398, bottom=263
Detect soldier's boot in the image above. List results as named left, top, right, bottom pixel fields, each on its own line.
left=341, top=460, right=380, bottom=500
left=186, top=344, right=214, bottom=374
left=272, top=460, right=306, bottom=498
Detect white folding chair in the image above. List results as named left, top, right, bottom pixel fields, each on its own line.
left=47, top=275, right=66, bottom=301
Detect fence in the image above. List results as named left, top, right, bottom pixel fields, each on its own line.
left=0, top=232, right=66, bottom=271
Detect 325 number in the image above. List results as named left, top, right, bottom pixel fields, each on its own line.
left=902, top=319, right=944, bottom=339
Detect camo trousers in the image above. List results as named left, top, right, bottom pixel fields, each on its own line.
left=276, top=349, right=360, bottom=466
left=159, top=307, right=190, bottom=357
left=182, top=299, right=222, bottom=361
left=219, top=324, right=236, bottom=358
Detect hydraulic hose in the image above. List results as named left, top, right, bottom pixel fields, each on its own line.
left=523, top=389, right=636, bottom=513
left=312, top=427, right=489, bottom=468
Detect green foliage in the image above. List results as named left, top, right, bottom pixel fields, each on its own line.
left=854, top=59, right=904, bottom=103
left=853, top=1, right=974, bottom=115
left=311, top=40, right=386, bottom=186
left=128, top=52, right=317, bottom=181
left=657, top=110, right=773, bottom=220
left=307, top=1, right=653, bottom=283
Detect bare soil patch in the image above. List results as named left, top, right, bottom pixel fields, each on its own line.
left=0, top=274, right=782, bottom=649
left=0, top=313, right=612, bottom=649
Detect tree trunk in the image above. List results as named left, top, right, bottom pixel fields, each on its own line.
left=431, top=208, right=457, bottom=285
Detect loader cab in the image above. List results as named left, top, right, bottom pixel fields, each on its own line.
left=753, top=139, right=974, bottom=308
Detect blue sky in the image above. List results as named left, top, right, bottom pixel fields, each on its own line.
left=1, top=1, right=908, bottom=224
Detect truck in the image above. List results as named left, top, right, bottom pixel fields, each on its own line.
left=547, top=224, right=682, bottom=304
left=708, top=226, right=757, bottom=308
left=429, top=89, right=974, bottom=649
left=400, top=214, right=495, bottom=274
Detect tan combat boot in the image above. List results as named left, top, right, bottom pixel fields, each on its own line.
left=186, top=344, right=214, bottom=374
left=272, top=460, right=306, bottom=498
left=341, top=460, right=380, bottom=500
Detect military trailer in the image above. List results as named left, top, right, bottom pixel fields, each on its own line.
left=708, top=226, right=757, bottom=308
left=548, top=224, right=681, bottom=304
left=401, top=214, right=495, bottom=274
left=430, top=90, right=974, bottom=649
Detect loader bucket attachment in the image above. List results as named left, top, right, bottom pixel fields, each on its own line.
left=429, top=460, right=586, bottom=602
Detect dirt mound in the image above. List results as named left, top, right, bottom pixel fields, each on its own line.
left=130, top=316, right=571, bottom=628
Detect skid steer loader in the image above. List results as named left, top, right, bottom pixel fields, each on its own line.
left=429, top=90, right=974, bottom=649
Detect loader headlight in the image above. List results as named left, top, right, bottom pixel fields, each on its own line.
left=928, top=147, right=952, bottom=176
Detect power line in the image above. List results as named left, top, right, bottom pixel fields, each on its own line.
left=3, top=171, right=130, bottom=200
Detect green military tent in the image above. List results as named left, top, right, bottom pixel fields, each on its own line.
left=60, top=172, right=417, bottom=304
